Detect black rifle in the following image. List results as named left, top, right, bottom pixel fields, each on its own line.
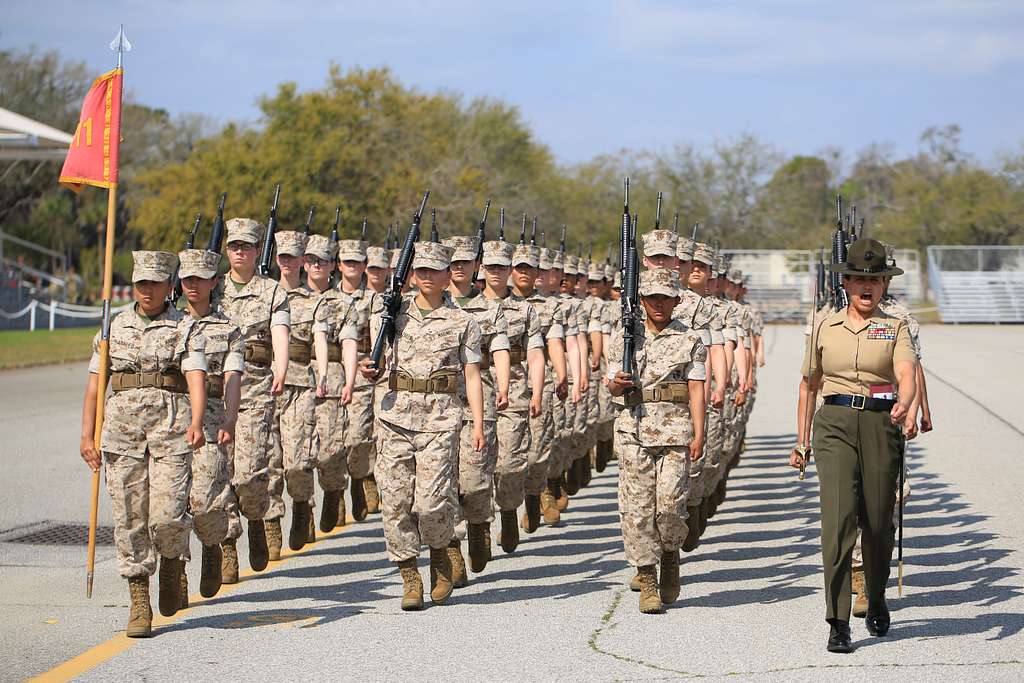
left=831, top=195, right=849, bottom=310
left=361, top=218, right=368, bottom=241
left=384, top=223, right=393, bottom=251
left=171, top=213, right=203, bottom=304
left=206, top=192, right=227, bottom=254
left=653, top=191, right=663, bottom=229
left=531, top=217, right=538, bottom=245
left=621, top=207, right=640, bottom=375
left=328, top=205, right=341, bottom=288
left=816, top=247, right=827, bottom=309
left=474, top=199, right=490, bottom=280
left=303, top=205, right=315, bottom=236
left=368, top=190, right=430, bottom=370
left=692, top=222, right=700, bottom=241
left=430, top=208, right=439, bottom=242
left=519, top=213, right=527, bottom=244
left=619, top=178, right=630, bottom=288
left=258, top=184, right=282, bottom=277
left=672, top=212, right=679, bottom=233
left=498, top=208, right=506, bottom=241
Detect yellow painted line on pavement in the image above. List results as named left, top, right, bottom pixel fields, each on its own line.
left=30, top=517, right=359, bottom=683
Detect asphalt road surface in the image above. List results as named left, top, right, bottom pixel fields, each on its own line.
left=2, top=325, right=1022, bottom=681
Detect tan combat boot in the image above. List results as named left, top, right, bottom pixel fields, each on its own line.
left=398, top=558, right=424, bottom=611
left=248, top=519, right=269, bottom=571
left=660, top=550, right=681, bottom=604
left=157, top=556, right=182, bottom=617
left=320, top=489, right=341, bottom=532
left=199, top=544, right=222, bottom=598
left=429, top=546, right=454, bottom=604
left=540, top=486, right=561, bottom=526
left=447, top=540, right=468, bottom=588
left=221, top=538, right=239, bottom=584
left=521, top=495, right=541, bottom=533
left=350, top=477, right=368, bottom=521
left=364, top=476, right=381, bottom=514
left=264, top=519, right=282, bottom=561
left=289, top=501, right=311, bottom=551
left=126, top=577, right=153, bottom=638
left=629, top=571, right=642, bottom=592
left=637, top=565, right=663, bottom=614
left=499, top=510, right=519, bottom=553
left=467, top=522, right=489, bottom=573
left=852, top=568, right=868, bottom=618
left=556, top=474, right=570, bottom=511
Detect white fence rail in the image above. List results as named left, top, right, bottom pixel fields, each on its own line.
left=927, top=246, right=1024, bottom=323
left=0, top=299, right=131, bottom=331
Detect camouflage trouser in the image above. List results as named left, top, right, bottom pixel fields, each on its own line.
left=569, top=383, right=590, bottom=462
left=494, top=409, right=530, bottom=511
left=345, top=384, right=375, bottom=449
left=191, top=400, right=233, bottom=548
left=548, top=389, right=568, bottom=479
left=702, top=402, right=725, bottom=494
left=451, top=420, right=497, bottom=528
left=375, top=419, right=458, bottom=562
left=225, top=401, right=272, bottom=540
left=266, top=386, right=316, bottom=519
left=525, top=384, right=554, bottom=495
left=312, top=396, right=348, bottom=495
left=585, top=367, right=602, bottom=451
left=617, top=442, right=690, bottom=568
left=597, top=377, right=615, bottom=442
left=105, top=450, right=192, bottom=578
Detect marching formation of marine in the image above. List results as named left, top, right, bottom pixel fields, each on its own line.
left=80, top=180, right=768, bottom=637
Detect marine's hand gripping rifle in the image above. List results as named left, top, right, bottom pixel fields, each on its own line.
left=368, top=190, right=430, bottom=371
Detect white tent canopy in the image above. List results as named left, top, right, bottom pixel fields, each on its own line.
left=0, top=107, right=73, bottom=161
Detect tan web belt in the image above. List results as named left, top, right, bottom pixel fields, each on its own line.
left=622, top=382, right=690, bottom=408
left=288, top=342, right=311, bottom=364
left=244, top=340, right=272, bottom=366
left=110, top=370, right=188, bottom=394
left=388, top=370, right=458, bottom=394
left=206, top=375, right=225, bottom=399
left=326, top=343, right=343, bottom=363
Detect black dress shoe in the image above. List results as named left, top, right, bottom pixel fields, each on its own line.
left=827, top=620, right=854, bottom=653
left=866, top=602, right=891, bottom=637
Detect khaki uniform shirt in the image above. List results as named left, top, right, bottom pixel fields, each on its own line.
left=492, top=292, right=544, bottom=412
left=89, top=304, right=207, bottom=458
left=311, top=288, right=360, bottom=398
left=216, top=274, right=290, bottom=408
left=371, top=297, right=482, bottom=433
left=801, top=308, right=917, bottom=397
left=453, top=291, right=510, bottom=423
left=607, top=319, right=707, bottom=447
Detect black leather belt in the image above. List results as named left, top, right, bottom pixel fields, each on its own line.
left=824, top=394, right=896, bottom=412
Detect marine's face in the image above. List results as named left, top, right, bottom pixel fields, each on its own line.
left=560, top=275, right=575, bottom=294
left=684, top=261, right=711, bottom=290
left=573, top=276, right=588, bottom=297
left=512, top=264, right=537, bottom=292
left=340, top=259, right=366, bottom=281
left=449, top=259, right=476, bottom=286
left=641, top=294, right=678, bottom=325
left=366, top=266, right=388, bottom=290
left=484, top=264, right=511, bottom=290
left=225, top=240, right=257, bottom=272
left=134, top=279, right=171, bottom=315
left=414, top=267, right=449, bottom=295
left=587, top=280, right=603, bottom=297
left=181, top=275, right=217, bottom=305
left=304, top=256, right=333, bottom=287
left=844, top=275, right=885, bottom=314
left=276, top=253, right=302, bottom=278
left=643, top=254, right=678, bottom=271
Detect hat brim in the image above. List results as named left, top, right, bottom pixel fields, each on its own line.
left=177, top=267, right=218, bottom=280
left=132, top=268, right=172, bottom=283
left=828, top=264, right=904, bottom=277
left=639, top=287, right=679, bottom=298
left=511, top=258, right=539, bottom=268
left=482, top=257, right=512, bottom=267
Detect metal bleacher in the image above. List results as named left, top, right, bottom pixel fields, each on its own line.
left=928, top=246, right=1024, bottom=323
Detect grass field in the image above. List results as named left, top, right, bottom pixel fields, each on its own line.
left=0, top=327, right=96, bottom=370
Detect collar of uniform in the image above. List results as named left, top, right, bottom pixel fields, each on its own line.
left=339, top=283, right=366, bottom=299
left=459, top=292, right=491, bottom=310
left=191, top=308, right=228, bottom=324
left=127, top=302, right=181, bottom=329
left=646, top=318, right=688, bottom=338
left=222, top=273, right=265, bottom=299
left=407, top=296, right=455, bottom=321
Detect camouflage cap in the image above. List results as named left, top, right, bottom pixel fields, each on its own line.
left=390, top=249, right=400, bottom=269
left=563, top=254, right=579, bottom=276
left=642, top=229, right=678, bottom=258
left=483, top=240, right=515, bottom=267
left=691, top=242, right=716, bottom=266
left=225, top=217, right=263, bottom=245
left=337, top=239, right=368, bottom=263
left=366, top=246, right=391, bottom=269
left=412, top=241, right=454, bottom=271
left=549, top=249, right=565, bottom=271
left=676, top=236, right=696, bottom=261
left=727, top=268, right=743, bottom=285
left=304, top=235, right=336, bottom=261
left=131, top=250, right=177, bottom=283
left=538, top=247, right=553, bottom=270
left=604, top=263, right=616, bottom=281
left=442, top=236, right=481, bottom=263
left=587, top=262, right=606, bottom=281
left=512, top=244, right=541, bottom=268
left=714, top=255, right=728, bottom=277
left=177, top=248, right=220, bottom=279
left=639, top=268, right=680, bottom=297
left=274, top=231, right=307, bottom=257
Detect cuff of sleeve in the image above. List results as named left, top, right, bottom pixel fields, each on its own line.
left=223, top=352, right=245, bottom=374
left=311, top=321, right=329, bottom=334
left=88, top=352, right=100, bottom=374
left=527, top=333, right=545, bottom=350
left=489, top=333, right=511, bottom=352
left=687, top=361, right=707, bottom=381
left=182, top=351, right=208, bottom=373
left=546, top=324, right=565, bottom=340
left=271, top=311, right=291, bottom=328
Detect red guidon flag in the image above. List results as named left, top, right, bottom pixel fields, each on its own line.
left=59, top=68, right=123, bottom=192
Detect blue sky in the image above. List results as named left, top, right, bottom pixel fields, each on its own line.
left=5, top=0, right=1022, bottom=167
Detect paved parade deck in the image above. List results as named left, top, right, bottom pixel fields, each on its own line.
left=2, top=325, right=1022, bottom=681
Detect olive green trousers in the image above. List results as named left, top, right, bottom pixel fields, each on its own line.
left=813, top=404, right=903, bottom=623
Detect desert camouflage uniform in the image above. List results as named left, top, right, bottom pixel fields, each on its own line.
left=268, top=285, right=320, bottom=517
left=91, top=304, right=207, bottom=577
left=338, top=285, right=378, bottom=481
left=189, top=310, right=244, bottom=548
left=554, top=291, right=582, bottom=477
left=310, top=288, right=360, bottom=496
left=720, top=296, right=746, bottom=469
left=490, top=292, right=543, bottom=510
left=608, top=318, right=707, bottom=568
left=214, top=274, right=288, bottom=538
left=581, top=293, right=605, bottom=454
left=596, top=298, right=616, bottom=441
left=523, top=291, right=566, bottom=494
left=372, top=298, right=482, bottom=561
